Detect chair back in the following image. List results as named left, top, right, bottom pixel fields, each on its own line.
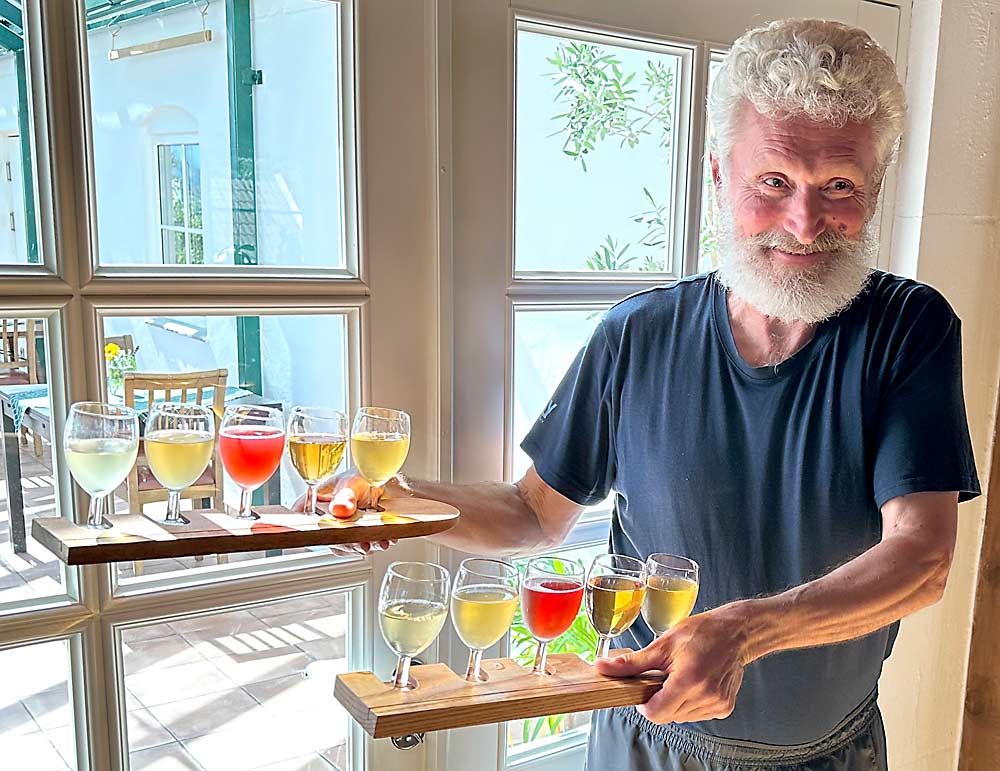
left=105, top=334, right=136, bottom=354
left=0, top=319, right=40, bottom=384
left=123, top=368, right=229, bottom=511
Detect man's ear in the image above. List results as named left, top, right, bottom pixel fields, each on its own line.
left=710, top=153, right=723, bottom=190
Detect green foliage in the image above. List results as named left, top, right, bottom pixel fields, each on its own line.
left=547, top=42, right=674, bottom=169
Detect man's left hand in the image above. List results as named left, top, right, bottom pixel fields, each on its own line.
left=594, top=606, right=751, bottom=725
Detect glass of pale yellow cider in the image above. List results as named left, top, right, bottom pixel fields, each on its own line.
left=350, top=407, right=410, bottom=512
left=144, top=402, right=215, bottom=526
left=287, top=406, right=348, bottom=515
left=586, top=553, right=647, bottom=659
left=642, top=553, right=700, bottom=637
left=379, top=561, right=450, bottom=690
left=451, top=558, right=520, bottom=682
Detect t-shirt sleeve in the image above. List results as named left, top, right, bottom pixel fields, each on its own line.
left=520, top=320, right=617, bottom=506
left=872, top=294, right=981, bottom=509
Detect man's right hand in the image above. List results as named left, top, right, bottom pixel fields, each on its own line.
left=291, top=469, right=396, bottom=556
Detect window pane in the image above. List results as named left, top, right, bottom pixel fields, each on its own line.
left=507, top=543, right=605, bottom=759
left=515, top=26, right=683, bottom=274
left=697, top=55, right=725, bottom=274
left=0, top=27, right=42, bottom=265
left=0, top=639, right=76, bottom=770
left=122, top=592, right=351, bottom=769
left=100, top=312, right=352, bottom=586
left=87, top=0, right=348, bottom=269
left=0, top=318, right=68, bottom=607
left=511, top=308, right=604, bottom=480
left=157, top=144, right=185, bottom=228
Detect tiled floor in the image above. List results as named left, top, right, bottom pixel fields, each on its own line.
left=1, top=594, right=351, bottom=771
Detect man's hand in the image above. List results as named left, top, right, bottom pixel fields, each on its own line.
left=595, top=607, right=749, bottom=725
left=290, top=469, right=397, bottom=556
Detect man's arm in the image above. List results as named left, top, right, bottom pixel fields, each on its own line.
left=301, top=465, right=586, bottom=557
left=598, top=491, right=958, bottom=725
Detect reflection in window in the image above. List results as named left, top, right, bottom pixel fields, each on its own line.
left=157, top=143, right=204, bottom=265
left=515, top=25, right=683, bottom=274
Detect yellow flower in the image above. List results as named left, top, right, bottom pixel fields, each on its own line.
left=104, top=342, right=120, bottom=361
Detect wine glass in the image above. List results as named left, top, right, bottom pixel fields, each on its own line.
left=218, top=405, right=285, bottom=520
left=287, top=406, right=348, bottom=515
left=642, top=553, right=700, bottom=637
left=521, top=556, right=585, bottom=675
left=350, top=407, right=410, bottom=512
left=586, top=553, right=647, bottom=659
left=144, top=402, right=215, bottom=526
left=378, top=561, right=450, bottom=690
left=451, top=558, right=519, bottom=682
left=64, top=402, right=139, bottom=529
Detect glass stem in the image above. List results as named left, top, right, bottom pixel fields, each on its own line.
left=392, top=655, right=412, bottom=689
left=236, top=488, right=253, bottom=519
left=531, top=640, right=549, bottom=675
left=465, top=648, right=484, bottom=682
left=368, top=484, right=383, bottom=512
left=164, top=490, right=182, bottom=524
left=595, top=636, right=611, bottom=660
left=305, top=484, right=318, bottom=515
left=86, top=495, right=104, bottom=528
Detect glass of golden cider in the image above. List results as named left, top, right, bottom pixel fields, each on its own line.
left=378, top=561, right=450, bottom=690
left=144, top=402, right=214, bottom=526
left=451, top=558, right=520, bottom=682
left=642, top=553, right=700, bottom=637
left=287, top=406, right=348, bottom=515
left=586, top=554, right=647, bottom=659
left=350, top=407, right=410, bottom=511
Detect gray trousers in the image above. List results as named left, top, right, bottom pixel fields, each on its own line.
left=586, top=692, right=885, bottom=771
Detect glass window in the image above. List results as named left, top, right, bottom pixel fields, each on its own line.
left=511, top=307, right=604, bottom=480
left=0, top=639, right=76, bottom=770
left=0, top=318, right=68, bottom=608
left=99, top=311, right=354, bottom=586
left=121, top=592, right=351, bottom=769
left=506, top=542, right=606, bottom=761
left=87, top=0, right=349, bottom=270
left=515, top=24, right=685, bottom=275
left=697, top=54, right=725, bottom=273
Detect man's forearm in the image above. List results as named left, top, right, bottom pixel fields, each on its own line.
left=392, top=476, right=558, bottom=556
left=726, top=528, right=952, bottom=665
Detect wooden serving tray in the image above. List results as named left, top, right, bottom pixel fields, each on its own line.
left=31, top=498, right=459, bottom=565
left=334, top=652, right=665, bottom=738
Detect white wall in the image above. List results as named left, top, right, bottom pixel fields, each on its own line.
left=882, top=1, right=1000, bottom=769
left=87, top=0, right=344, bottom=268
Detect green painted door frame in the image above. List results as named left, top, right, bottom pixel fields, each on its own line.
left=13, top=48, right=38, bottom=264
left=226, top=0, right=263, bottom=396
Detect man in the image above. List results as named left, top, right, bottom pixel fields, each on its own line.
left=310, top=19, right=980, bottom=770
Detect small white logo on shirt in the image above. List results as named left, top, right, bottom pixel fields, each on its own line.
left=540, top=401, right=558, bottom=420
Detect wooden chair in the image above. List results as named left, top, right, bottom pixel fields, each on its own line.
left=105, top=333, right=136, bottom=355
left=124, top=368, right=228, bottom=512
left=122, top=368, right=229, bottom=575
left=1, top=318, right=44, bottom=456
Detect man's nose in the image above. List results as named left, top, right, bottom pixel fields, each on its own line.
left=781, top=188, right=826, bottom=245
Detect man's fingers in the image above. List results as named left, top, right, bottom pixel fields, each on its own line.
left=636, top=680, right=688, bottom=724
left=328, top=487, right=360, bottom=519
left=595, top=645, right=665, bottom=678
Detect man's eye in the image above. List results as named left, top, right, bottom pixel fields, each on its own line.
left=829, top=179, right=854, bottom=192
left=763, top=177, right=786, bottom=189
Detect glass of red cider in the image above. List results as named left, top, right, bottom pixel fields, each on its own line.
left=520, top=556, right=586, bottom=675
left=218, top=404, right=286, bottom=519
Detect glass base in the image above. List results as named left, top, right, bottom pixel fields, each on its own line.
left=146, top=513, right=191, bottom=527
left=83, top=518, right=114, bottom=531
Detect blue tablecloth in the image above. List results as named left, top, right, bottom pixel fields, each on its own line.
left=0, top=384, right=255, bottom=433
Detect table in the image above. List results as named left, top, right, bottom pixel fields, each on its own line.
left=1, top=384, right=282, bottom=554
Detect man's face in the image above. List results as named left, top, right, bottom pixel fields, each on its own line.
left=711, top=102, right=882, bottom=323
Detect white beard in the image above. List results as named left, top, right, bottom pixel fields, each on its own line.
left=714, top=198, right=878, bottom=324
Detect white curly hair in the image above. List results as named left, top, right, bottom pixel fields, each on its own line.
left=708, top=19, right=906, bottom=177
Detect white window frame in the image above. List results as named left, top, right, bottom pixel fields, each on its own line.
left=152, top=138, right=204, bottom=266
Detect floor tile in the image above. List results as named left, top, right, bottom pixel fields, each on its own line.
left=294, top=636, right=347, bottom=662
left=249, top=755, right=337, bottom=771
left=146, top=688, right=264, bottom=741
left=126, top=660, right=238, bottom=708
left=130, top=741, right=205, bottom=771
left=124, top=635, right=206, bottom=673
left=170, top=610, right=267, bottom=637
left=45, top=724, right=77, bottom=768
left=209, top=651, right=314, bottom=687
left=122, top=623, right=179, bottom=644
left=243, top=674, right=331, bottom=715
left=182, top=723, right=309, bottom=771
left=127, top=708, right=175, bottom=752
left=0, top=701, right=40, bottom=735
left=21, top=686, right=73, bottom=730
left=0, top=732, right=70, bottom=771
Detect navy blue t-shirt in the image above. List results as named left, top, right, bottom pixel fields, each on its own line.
left=521, top=271, right=980, bottom=745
